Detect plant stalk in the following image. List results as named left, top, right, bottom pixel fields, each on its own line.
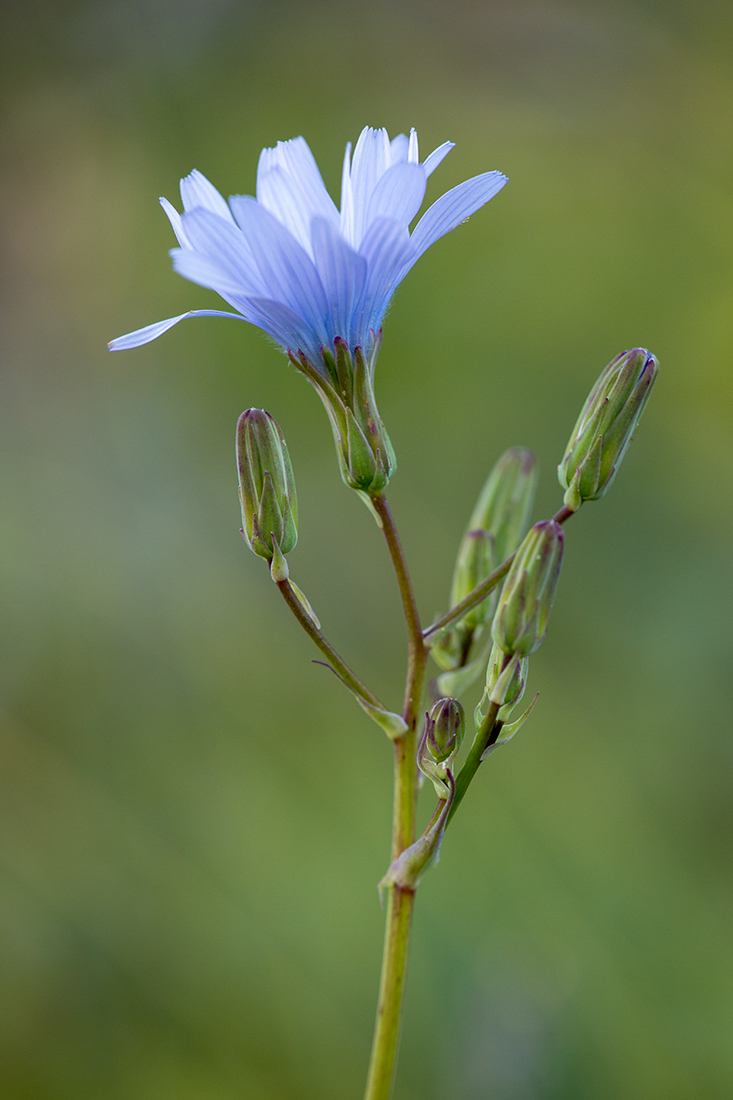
left=364, top=493, right=427, bottom=1100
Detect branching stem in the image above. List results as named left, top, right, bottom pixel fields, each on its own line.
left=423, top=505, right=575, bottom=642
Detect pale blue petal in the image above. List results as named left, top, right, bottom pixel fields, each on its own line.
left=409, top=171, right=508, bottom=260
left=348, top=127, right=392, bottom=248
left=179, top=170, right=234, bottom=222
left=310, top=216, right=367, bottom=348
left=340, top=141, right=355, bottom=247
left=180, top=208, right=263, bottom=297
left=108, top=310, right=245, bottom=351
left=256, top=164, right=320, bottom=256
left=390, top=133, right=409, bottom=163
left=159, top=197, right=188, bottom=247
left=257, top=136, right=339, bottom=229
left=422, top=141, right=455, bottom=178
left=357, top=216, right=417, bottom=336
left=408, top=128, right=419, bottom=164
left=170, top=247, right=248, bottom=298
left=365, top=162, right=426, bottom=232
left=239, top=296, right=322, bottom=359
left=229, top=194, right=329, bottom=348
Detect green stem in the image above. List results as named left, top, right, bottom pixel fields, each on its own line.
left=275, top=577, right=385, bottom=712
left=364, top=493, right=427, bottom=1100
left=364, top=886, right=415, bottom=1100
left=423, top=556, right=515, bottom=642
left=446, top=700, right=501, bottom=826
left=371, top=494, right=426, bottom=855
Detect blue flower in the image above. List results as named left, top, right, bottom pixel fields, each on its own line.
left=109, top=126, right=507, bottom=365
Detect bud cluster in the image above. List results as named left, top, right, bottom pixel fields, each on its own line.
left=433, top=448, right=538, bottom=693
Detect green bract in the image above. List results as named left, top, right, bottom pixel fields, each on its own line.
left=293, top=337, right=396, bottom=498
left=558, top=348, right=659, bottom=511
left=237, top=409, right=298, bottom=561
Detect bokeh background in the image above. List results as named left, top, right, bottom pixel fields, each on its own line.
left=2, top=1, right=733, bottom=1097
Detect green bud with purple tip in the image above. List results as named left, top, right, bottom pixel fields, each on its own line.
left=492, top=521, right=564, bottom=657
left=237, top=409, right=298, bottom=562
left=558, top=349, right=658, bottom=511
left=418, top=697, right=465, bottom=799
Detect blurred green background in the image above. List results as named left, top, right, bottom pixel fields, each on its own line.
left=1, top=1, right=733, bottom=1097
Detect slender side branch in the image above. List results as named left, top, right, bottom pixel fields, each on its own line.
left=424, top=557, right=514, bottom=642
left=276, top=577, right=385, bottom=712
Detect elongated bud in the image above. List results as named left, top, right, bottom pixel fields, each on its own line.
left=468, top=447, right=539, bottom=564
left=492, top=521, right=564, bottom=657
left=450, top=528, right=497, bottom=631
left=558, top=349, right=658, bottom=511
left=237, top=410, right=298, bottom=561
left=418, top=697, right=465, bottom=799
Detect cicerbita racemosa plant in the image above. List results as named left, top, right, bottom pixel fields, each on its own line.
left=110, top=126, right=507, bottom=498
left=110, top=124, right=659, bottom=1100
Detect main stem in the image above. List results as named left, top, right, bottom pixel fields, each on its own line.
left=364, top=493, right=427, bottom=1100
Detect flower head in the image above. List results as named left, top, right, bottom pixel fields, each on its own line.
left=110, top=127, right=507, bottom=497
left=109, top=126, right=506, bottom=364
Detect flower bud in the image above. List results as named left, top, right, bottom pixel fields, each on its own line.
left=468, top=447, right=539, bottom=564
left=237, top=409, right=298, bottom=561
left=492, top=521, right=564, bottom=657
left=558, top=349, right=658, bottom=511
left=418, top=697, right=465, bottom=799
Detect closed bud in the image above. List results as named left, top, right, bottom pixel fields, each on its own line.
left=492, top=521, right=564, bottom=657
left=237, top=410, right=298, bottom=561
left=558, top=348, right=658, bottom=511
left=418, top=697, right=465, bottom=799
left=468, top=447, right=539, bottom=564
